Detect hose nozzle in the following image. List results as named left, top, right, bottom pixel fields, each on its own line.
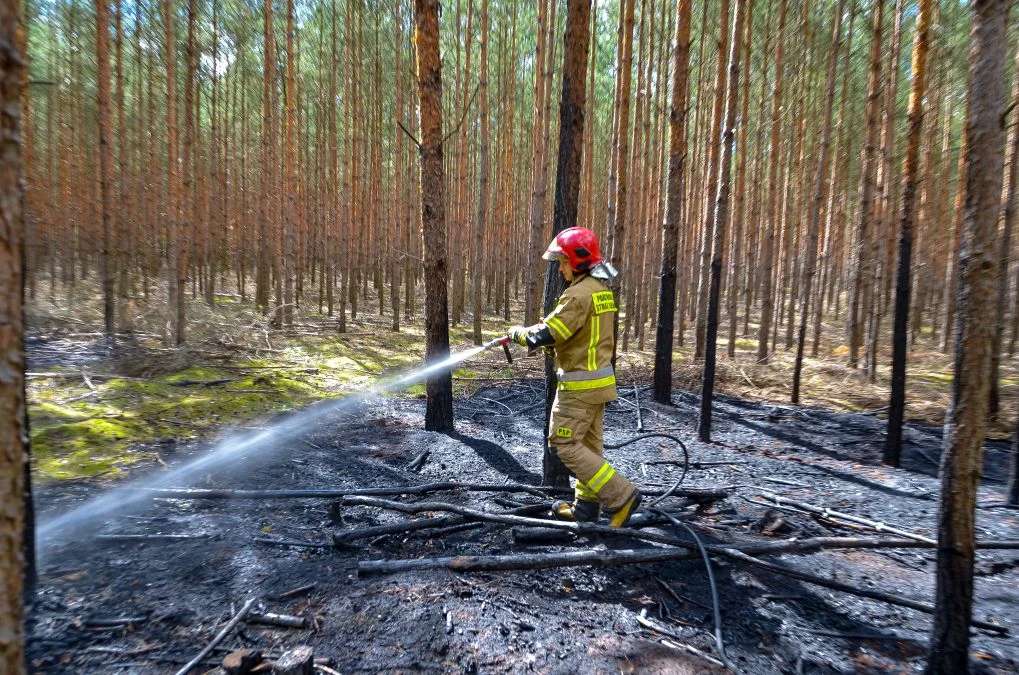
left=481, top=335, right=514, bottom=365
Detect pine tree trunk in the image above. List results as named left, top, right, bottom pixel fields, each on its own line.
left=473, top=0, right=490, bottom=346
left=698, top=0, right=745, bottom=442
left=652, top=0, right=692, bottom=405
left=607, top=0, right=636, bottom=295
left=0, top=0, right=28, bottom=666
left=988, top=45, right=1019, bottom=418
left=414, top=0, right=454, bottom=433
left=95, top=0, right=115, bottom=340
left=927, top=1, right=1008, bottom=670
left=542, top=0, right=592, bottom=486
left=524, top=0, right=551, bottom=325
left=791, top=0, right=847, bottom=404
left=163, top=0, right=181, bottom=345
left=755, top=0, right=786, bottom=365
left=847, top=0, right=884, bottom=369
left=282, top=0, right=297, bottom=327
left=885, top=0, right=932, bottom=466
left=694, top=0, right=730, bottom=360
left=726, top=0, right=753, bottom=359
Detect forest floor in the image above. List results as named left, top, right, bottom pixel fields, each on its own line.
left=21, top=290, right=1019, bottom=673
left=25, top=381, right=1019, bottom=674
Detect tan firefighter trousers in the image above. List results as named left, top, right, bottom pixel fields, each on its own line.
left=548, top=395, right=635, bottom=511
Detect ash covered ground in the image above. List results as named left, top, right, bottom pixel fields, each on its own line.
left=26, top=381, right=1019, bottom=674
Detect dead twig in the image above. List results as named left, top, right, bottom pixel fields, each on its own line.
left=279, top=584, right=316, bottom=599
left=636, top=615, right=727, bottom=668
left=173, top=597, right=257, bottom=675
left=406, top=449, right=431, bottom=472
left=253, top=537, right=331, bottom=549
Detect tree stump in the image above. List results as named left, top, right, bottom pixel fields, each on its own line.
left=223, top=648, right=263, bottom=675
left=273, top=645, right=314, bottom=675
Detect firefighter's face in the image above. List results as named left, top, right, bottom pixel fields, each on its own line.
left=559, top=258, right=574, bottom=282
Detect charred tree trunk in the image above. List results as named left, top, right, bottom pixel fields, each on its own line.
left=652, top=0, right=692, bottom=405
left=698, top=0, right=745, bottom=442
left=988, top=45, right=1019, bottom=418
left=926, top=1, right=1008, bottom=671
left=414, top=0, right=454, bottom=433
left=791, top=0, right=847, bottom=404
left=885, top=0, right=932, bottom=466
left=542, top=0, right=592, bottom=486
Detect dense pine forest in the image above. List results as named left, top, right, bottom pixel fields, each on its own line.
left=20, top=0, right=1010, bottom=370
left=4, top=0, right=1019, bottom=672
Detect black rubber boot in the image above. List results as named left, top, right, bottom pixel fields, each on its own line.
left=551, top=499, right=602, bottom=522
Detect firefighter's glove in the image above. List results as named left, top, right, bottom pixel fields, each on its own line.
left=508, top=325, right=530, bottom=347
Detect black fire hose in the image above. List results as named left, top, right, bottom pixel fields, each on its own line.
left=604, top=432, right=689, bottom=508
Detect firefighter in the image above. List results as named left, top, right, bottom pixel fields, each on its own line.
left=507, top=227, right=642, bottom=527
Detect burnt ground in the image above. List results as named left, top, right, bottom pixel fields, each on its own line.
left=25, top=381, right=1019, bottom=674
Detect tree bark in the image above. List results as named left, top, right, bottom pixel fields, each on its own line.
left=523, top=0, right=551, bottom=326
left=652, top=0, right=692, bottom=405
left=884, top=0, right=932, bottom=466
left=473, top=0, right=489, bottom=346
left=791, top=0, right=847, bottom=404
left=698, top=0, right=745, bottom=442
left=847, top=0, right=885, bottom=369
left=988, top=44, right=1019, bottom=418
left=0, top=0, right=27, bottom=669
left=414, top=0, right=454, bottom=432
left=95, top=0, right=115, bottom=340
left=927, top=1, right=1008, bottom=671
left=163, top=0, right=181, bottom=345
left=693, top=0, right=730, bottom=361
left=542, top=0, right=592, bottom=486
left=755, top=0, right=786, bottom=365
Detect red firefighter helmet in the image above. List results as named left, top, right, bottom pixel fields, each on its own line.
left=542, top=227, right=605, bottom=272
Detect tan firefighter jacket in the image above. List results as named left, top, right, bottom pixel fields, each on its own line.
left=539, top=273, right=618, bottom=405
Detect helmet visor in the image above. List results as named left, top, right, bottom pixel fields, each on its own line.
left=542, top=238, right=565, bottom=262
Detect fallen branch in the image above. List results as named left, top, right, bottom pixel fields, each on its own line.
left=358, top=546, right=698, bottom=575
left=84, top=644, right=161, bottom=657
left=333, top=516, right=465, bottom=545
left=358, top=535, right=1019, bottom=575
left=173, top=597, right=257, bottom=675
left=759, top=493, right=936, bottom=544
left=635, top=615, right=726, bottom=668
left=339, top=496, right=695, bottom=547
left=253, top=537, right=331, bottom=549
left=406, top=449, right=430, bottom=472
left=247, top=612, right=307, bottom=629
left=710, top=547, right=1008, bottom=635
